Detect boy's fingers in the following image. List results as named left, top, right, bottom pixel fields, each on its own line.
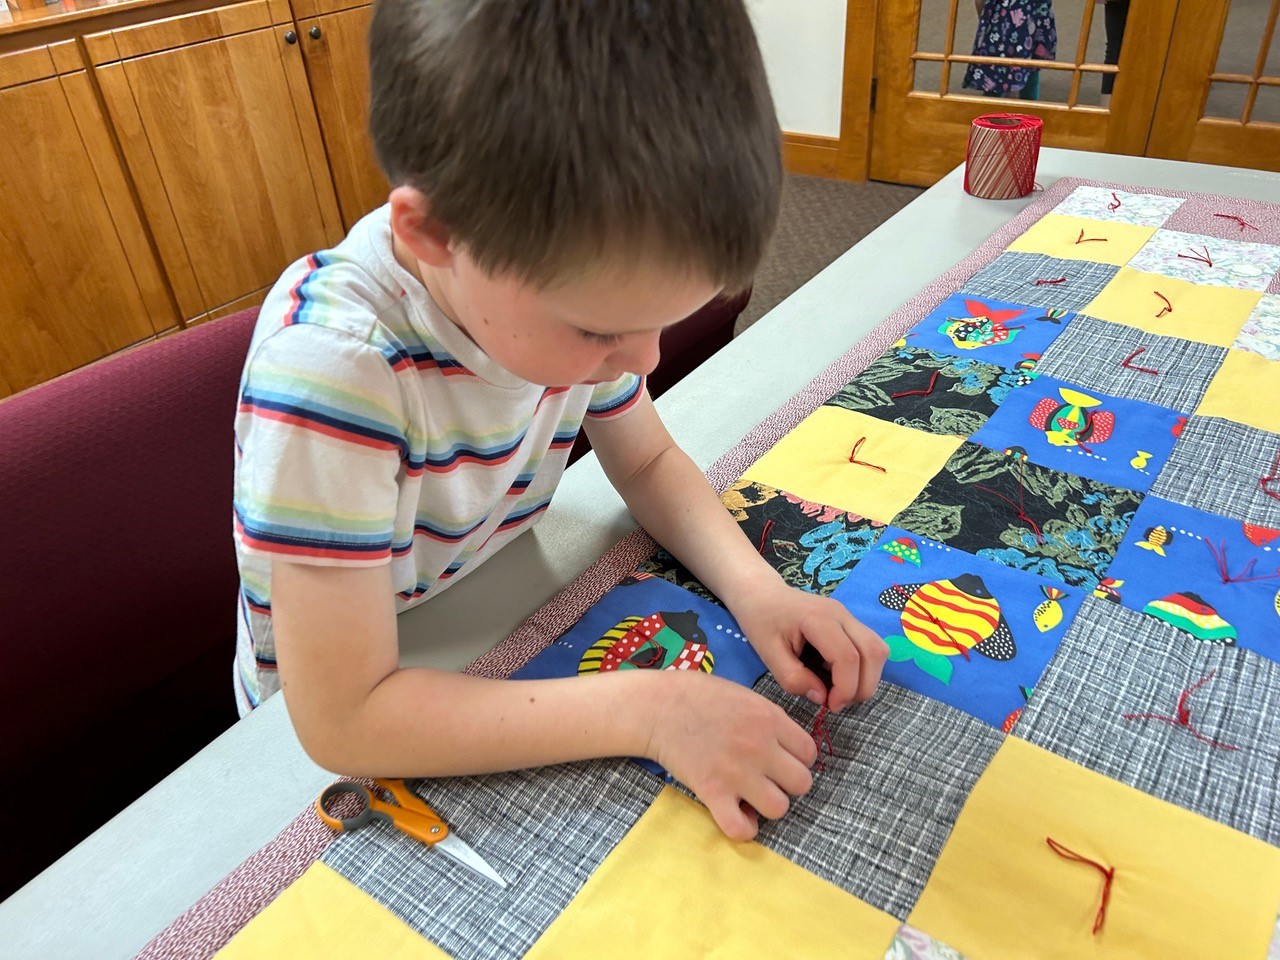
left=709, top=798, right=758, bottom=842
left=844, top=617, right=889, bottom=703
left=764, top=648, right=826, bottom=704
left=746, top=782, right=791, bottom=822
left=777, top=714, right=820, bottom=768
left=768, top=749, right=816, bottom=798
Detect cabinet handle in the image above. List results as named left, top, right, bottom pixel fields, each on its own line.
left=309, top=25, right=322, bottom=39
left=284, top=30, right=298, bottom=43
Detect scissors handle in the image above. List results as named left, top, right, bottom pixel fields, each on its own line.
left=316, top=779, right=450, bottom=847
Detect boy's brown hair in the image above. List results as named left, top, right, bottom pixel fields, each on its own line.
left=368, top=0, right=781, bottom=292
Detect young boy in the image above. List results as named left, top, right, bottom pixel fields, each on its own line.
left=233, top=0, right=886, bottom=841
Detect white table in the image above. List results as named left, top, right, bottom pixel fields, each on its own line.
left=3, top=149, right=1277, bottom=960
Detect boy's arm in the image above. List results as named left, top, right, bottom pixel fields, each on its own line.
left=584, top=392, right=887, bottom=712
left=272, top=559, right=817, bottom=840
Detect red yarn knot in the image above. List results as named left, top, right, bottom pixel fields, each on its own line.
left=891, top=584, right=971, bottom=660
left=810, top=705, right=833, bottom=771
left=890, top=370, right=941, bottom=399
left=1122, top=670, right=1240, bottom=752
left=756, top=519, right=776, bottom=555
left=1075, top=229, right=1108, bottom=244
left=1212, top=212, right=1259, bottom=232
left=1034, top=276, right=1067, bottom=286
left=1153, top=292, right=1173, bottom=318
left=1262, top=449, right=1280, bottom=502
left=1120, top=347, right=1159, bottom=375
left=847, top=437, right=887, bottom=473
left=974, top=461, right=1043, bottom=544
left=1177, top=245, right=1213, bottom=267
left=1044, top=837, right=1116, bottom=935
left=1204, top=538, right=1280, bottom=584
left=1107, top=192, right=1122, bottom=211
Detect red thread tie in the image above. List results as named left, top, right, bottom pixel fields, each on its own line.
left=1075, top=229, right=1108, bottom=244
left=1212, top=212, right=1259, bottom=232
left=810, top=705, right=833, bottom=771
left=892, top=584, right=971, bottom=659
left=1177, top=245, right=1213, bottom=267
left=1044, top=837, right=1116, bottom=935
left=890, top=370, right=941, bottom=399
left=1120, top=347, right=1159, bottom=375
left=1204, top=538, right=1280, bottom=584
left=975, top=460, right=1043, bottom=544
left=756, top=519, right=776, bottom=555
left=1107, top=192, right=1122, bottom=211
left=1262, top=449, right=1280, bottom=502
left=1034, top=276, right=1067, bottom=286
left=1153, top=292, right=1173, bottom=318
left=1122, top=670, right=1240, bottom=752
left=847, top=437, right=887, bottom=473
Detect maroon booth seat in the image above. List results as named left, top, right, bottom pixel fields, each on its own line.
left=0, top=287, right=748, bottom=897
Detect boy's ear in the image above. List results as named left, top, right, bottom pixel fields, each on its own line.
left=389, top=185, right=454, bottom=268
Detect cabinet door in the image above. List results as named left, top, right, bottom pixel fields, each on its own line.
left=86, top=0, right=344, bottom=323
left=299, top=2, right=389, bottom=230
left=0, top=43, right=177, bottom=398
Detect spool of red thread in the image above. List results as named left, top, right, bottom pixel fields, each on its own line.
left=963, top=114, right=1043, bottom=200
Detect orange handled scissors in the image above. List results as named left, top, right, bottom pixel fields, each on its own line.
left=317, top=778, right=507, bottom=888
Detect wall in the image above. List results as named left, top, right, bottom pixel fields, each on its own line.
left=746, top=0, right=847, bottom=138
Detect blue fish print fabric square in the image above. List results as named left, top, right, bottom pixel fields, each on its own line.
left=960, top=251, right=1121, bottom=311
left=903, top=292, right=1071, bottom=369
left=830, top=526, right=1085, bottom=729
left=969, top=373, right=1184, bottom=492
left=1102, top=496, right=1280, bottom=661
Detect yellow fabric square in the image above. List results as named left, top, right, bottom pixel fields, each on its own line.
left=1196, top=347, right=1280, bottom=433
left=215, top=862, right=449, bottom=959
left=907, top=737, right=1280, bottom=960
left=740, top=407, right=962, bottom=522
left=525, top=787, right=899, bottom=960
left=1006, top=213, right=1155, bottom=265
left=1084, top=267, right=1261, bottom=347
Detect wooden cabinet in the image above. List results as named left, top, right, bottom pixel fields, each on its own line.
left=296, top=0, right=387, bottom=231
left=0, top=41, right=177, bottom=396
left=85, top=0, right=345, bottom=324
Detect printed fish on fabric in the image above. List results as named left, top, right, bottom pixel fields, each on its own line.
left=720, top=479, right=886, bottom=595
left=892, top=442, right=1142, bottom=589
left=823, top=345, right=1038, bottom=438
left=969, top=373, right=1183, bottom=492
left=1102, top=496, right=1280, bottom=659
left=830, top=526, right=1083, bottom=728
left=900, top=292, right=1071, bottom=370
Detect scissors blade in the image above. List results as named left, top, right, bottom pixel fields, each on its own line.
left=434, top=833, right=507, bottom=888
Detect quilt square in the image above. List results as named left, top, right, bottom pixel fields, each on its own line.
left=900, top=292, right=1070, bottom=370
left=1127, top=228, right=1280, bottom=292
left=968, top=373, right=1183, bottom=492
left=523, top=787, right=900, bottom=960
left=321, top=761, right=663, bottom=960
left=1034, top=313, right=1226, bottom=412
left=1015, top=597, right=1280, bottom=846
left=1162, top=196, right=1280, bottom=247
left=829, top=525, right=1085, bottom=728
left=752, top=675, right=1004, bottom=920
left=741, top=407, right=964, bottom=523
left=1102, top=495, right=1279, bottom=657
left=1196, top=348, right=1280, bottom=433
left=884, top=925, right=972, bottom=960
left=1005, top=213, right=1155, bottom=266
left=907, top=737, right=1280, bottom=960
left=1235, top=293, right=1280, bottom=361
left=1150, top=415, right=1280, bottom=529
left=1083, top=267, right=1260, bottom=348
left=1049, top=185, right=1185, bottom=228
left=719, top=479, right=886, bottom=595
left=960, top=252, right=1120, bottom=311
left=824, top=344, right=1037, bottom=437
left=893, top=442, right=1143, bottom=588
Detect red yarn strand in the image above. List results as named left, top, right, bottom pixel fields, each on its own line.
left=1120, top=347, right=1159, bottom=375
left=847, top=437, right=888, bottom=473
left=756, top=519, right=776, bottom=556
left=891, top=583, right=972, bottom=660
left=810, top=705, right=833, bottom=771
left=1153, top=291, right=1173, bottom=318
left=1034, top=276, right=1067, bottom=286
left=1044, top=837, right=1116, bottom=935
left=1107, top=192, right=1122, bottom=211
left=1075, top=229, right=1108, bottom=244
left=1122, top=670, right=1240, bottom=752
left=1212, top=212, right=1259, bottom=232
left=1177, top=245, right=1213, bottom=267
left=890, top=370, right=941, bottom=399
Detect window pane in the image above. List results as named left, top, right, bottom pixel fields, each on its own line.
left=1204, top=80, right=1250, bottom=120
left=1215, top=0, right=1275, bottom=76
left=1249, top=82, right=1280, bottom=123
left=914, top=58, right=944, bottom=94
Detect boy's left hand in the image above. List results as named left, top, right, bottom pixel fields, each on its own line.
left=732, top=581, right=887, bottom=712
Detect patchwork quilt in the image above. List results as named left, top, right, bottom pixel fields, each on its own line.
left=140, top=178, right=1280, bottom=960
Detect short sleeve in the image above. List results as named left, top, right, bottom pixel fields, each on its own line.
left=585, top=373, right=645, bottom=420
left=234, top=323, right=407, bottom=566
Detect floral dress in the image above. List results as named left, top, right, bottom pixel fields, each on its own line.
left=963, top=0, right=1057, bottom=97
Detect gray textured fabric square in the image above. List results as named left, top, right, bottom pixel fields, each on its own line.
left=1150, top=415, right=1280, bottom=528
left=321, top=760, right=662, bottom=959
left=1015, top=597, right=1280, bottom=845
left=960, top=251, right=1120, bottom=310
left=748, top=675, right=1004, bottom=919
left=1035, top=313, right=1227, bottom=412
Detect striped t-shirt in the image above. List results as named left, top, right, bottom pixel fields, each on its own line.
left=232, top=206, right=643, bottom=712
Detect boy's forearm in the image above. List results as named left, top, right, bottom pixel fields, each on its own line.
left=298, top=666, right=668, bottom=778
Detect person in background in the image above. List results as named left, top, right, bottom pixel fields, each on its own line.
left=964, top=0, right=1058, bottom=101
left=1100, top=0, right=1130, bottom=107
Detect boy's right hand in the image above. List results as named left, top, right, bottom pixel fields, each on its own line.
left=644, top=671, right=817, bottom=842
